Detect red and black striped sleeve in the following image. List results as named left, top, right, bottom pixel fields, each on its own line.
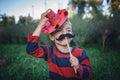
left=26, top=33, right=49, bottom=61
left=77, top=50, right=92, bottom=80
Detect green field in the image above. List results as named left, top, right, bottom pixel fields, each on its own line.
left=0, top=44, right=120, bottom=80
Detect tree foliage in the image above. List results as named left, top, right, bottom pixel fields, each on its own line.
left=68, top=0, right=120, bottom=50
left=0, top=0, right=120, bottom=51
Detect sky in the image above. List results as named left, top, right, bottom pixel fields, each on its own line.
left=0, top=0, right=69, bottom=22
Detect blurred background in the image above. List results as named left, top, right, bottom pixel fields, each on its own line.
left=0, top=0, right=120, bottom=80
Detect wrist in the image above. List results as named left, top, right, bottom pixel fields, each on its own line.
left=38, top=20, right=46, bottom=28
left=38, top=23, right=44, bottom=29
left=32, top=24, right=43, bottom=36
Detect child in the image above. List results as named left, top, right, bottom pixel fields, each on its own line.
left=26, top=9, right=92, bottom=80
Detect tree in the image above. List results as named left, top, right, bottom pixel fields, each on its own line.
left=97, top=18, right=114, bottom=50
left=1, top=14, right=8, bottom=27
left=17, top=14, right=32, bottom=25
left=8, top=16, right=15, bottom=25
left=68, top=0, right=120, bottom=50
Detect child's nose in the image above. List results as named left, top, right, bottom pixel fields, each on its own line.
left=63, top=29, right=67, bottom=34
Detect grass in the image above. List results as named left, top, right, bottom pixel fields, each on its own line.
left=0, top=44, right=120, bottom=80
left=85, top=46, right=120, bottom=80
left=0, top=44, right=48, bottom=80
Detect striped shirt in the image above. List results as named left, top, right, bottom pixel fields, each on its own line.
left=26, top=33, right=92, bottom=80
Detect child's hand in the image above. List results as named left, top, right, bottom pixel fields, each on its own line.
left=32, top=10, right=49, bottom=36
left=69, top=55, right=79, bottom=71
left=38, top=10, right=49, bottom=28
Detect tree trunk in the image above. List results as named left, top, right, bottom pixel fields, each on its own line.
left=102, top=35, right=106, bottom=51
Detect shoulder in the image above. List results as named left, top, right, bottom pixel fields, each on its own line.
left=73, top=47, right=86, bottom=56
left=72, top=46, right=86, bottom=56
left=73, top=46, right=83, bottom=53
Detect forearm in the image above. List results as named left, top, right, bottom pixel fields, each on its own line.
left=26, top=33, right=39, bottom=54
left=32, top=10, right=48, bottom=36
left=26, top=33, right=47, bottom=58
left=32, top=24, right=43, bottom=36
left=26, top=10, right=49, bottom=59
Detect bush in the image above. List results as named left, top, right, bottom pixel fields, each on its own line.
left=70, top=15, right=98, bottom=47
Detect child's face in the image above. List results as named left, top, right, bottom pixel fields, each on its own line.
left=50, top=22, right=73, bottom=46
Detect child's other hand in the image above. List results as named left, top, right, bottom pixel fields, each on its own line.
left=38, top=10, right=49, bottom=28
left=69, top=55, right=79, bottom=70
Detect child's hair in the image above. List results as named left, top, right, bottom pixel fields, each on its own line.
left=50, top=19, right=71, bottom=36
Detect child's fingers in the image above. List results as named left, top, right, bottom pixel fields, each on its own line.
left=46, top=9, right=51, bottom=14
left=71, top=62, right=77, bottom=74
left=41, top=12, right=48, bottom=19
left=70, top=55, right=76, bottom=62
left=70, top=55, right=79, bottom=67
left=41, top=9, right=51, bottom=18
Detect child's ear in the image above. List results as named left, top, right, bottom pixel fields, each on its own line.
left=49, top=35, right=55, bottom=41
